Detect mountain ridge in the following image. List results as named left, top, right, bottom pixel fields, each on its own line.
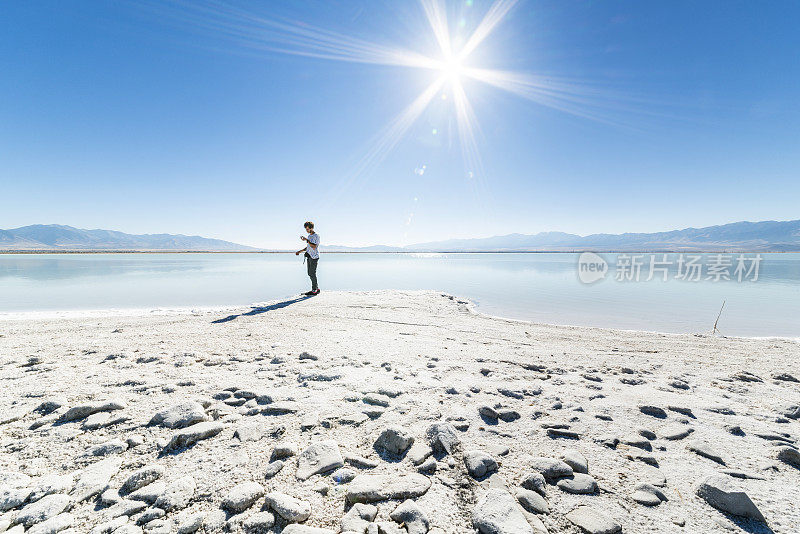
left=327, top=219, right=800, bottom=252
left=0, top=224, right=256, bottom=251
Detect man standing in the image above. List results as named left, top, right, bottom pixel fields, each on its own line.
left=295, top=221, right=320, bottom=295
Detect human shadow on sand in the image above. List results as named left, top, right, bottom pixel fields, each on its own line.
left=212, top=295, right=312, bottom=324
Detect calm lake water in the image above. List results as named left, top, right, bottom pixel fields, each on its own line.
left=1, top=252, right=799, bottom=337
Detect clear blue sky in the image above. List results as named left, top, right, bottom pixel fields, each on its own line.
left=1, top=0, right=798, bottom=248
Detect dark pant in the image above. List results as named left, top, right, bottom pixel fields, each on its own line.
left=305, top=254, right=319, bottom=290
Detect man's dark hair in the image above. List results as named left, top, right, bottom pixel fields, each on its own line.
left=304, top=221, right=314, bottom=229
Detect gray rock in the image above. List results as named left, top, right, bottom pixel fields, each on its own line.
left=58, top=399, right=126, bottom=423
left=696, top=474, right=765, bottom=521
left=241, top=511, right=275, bottom=532
left=639, top=405, right=667, bottom=418
left=375, top=426, right=415, bottom=455
left=637, top=428, right=657, bottom=440
left=687, top=440, right=726, bottom=465
left=234, top=422, right=265, bottom=442
left=346, top=474, right=432, bottom=503
left=515, top=489, right=548, bottom=514
left=620, top=434, right=652, bottom=451
left=222, top=482, right=264, bottom=513
left=34, top=398, right=66, bottom=416
left=91, top=439, right=129, bottom=456
left=344, top=453, right=379, bottom=469
left=26, top=512, right=74, bottom=534
left=149, top=402, right=207, bottom=429
left=72, top=457, right=123, bottom=502
left=479, top=406, right=499, bottom=419
left=126, top=435, right=145, bottom=448
left=464, top=451, right=498, bottom=478
left=660, top=425, right=694, bottom=440
left=772, top=372, right=799, bottom=382
left=272, top=441, right=299, bottom=459
left=472, top=488, right=534, bottom=534
left=121, top=466, right=165, bottom=495
left=331, top=467, right=357, bottom=484
left=418, top=458, right=437, bottom=474
left=1, top=486, right=32, bottom=512
left=520, top=472, right=547, bottom=497
left=107, top=499, right=148, bottom=518
left=264, top=460, right=284, bottom=479
left=175, top=512, right=204, bottom=534
left=153, top=476, right=195, bottom=512
left=265, top=492, right=311, bottom=523
left=774, top=445, right=800, bottom=467
left=561, top=449, right=588, bottom=474
left=546, top=427, right=580, bottom=439
left=16, top=494, right=72, bottom=527
left=164, top=422, right=224, bottom=451
left=28, top=473, right=75, bottom=503
left=83, top=412, right=128, bottom=431
left=100, top=488, right=122, bottom=506
left=497, top=409, right=520, bottom=422
left=565, top=506, right=621, bottom=534
left=363, top=393, right=391, bottom=407
left=631, top=483, right=668, bottom=506
left=667, top=405, right=694, bottom=417
left=262, top=402, right=300, bottom=415
left=407, top=442, right=433, bottom=466
left=425, top=422, right=460, bottom=455
left=529, top=457, right=572, bottom=482
left=296, top=440, right=344, bottom=480
left=135, top=508, right=165, bottom=525
left=341, top=503, right=378, bottom=532
left=780, top=403, right=800, bottom=419
left=557, top=473, right=597, bottom=494
left=390, top=499, right=429, bottom=534
left=129, top=482, right=166, bottom=504
left=202, top=509, right=227, bottom=533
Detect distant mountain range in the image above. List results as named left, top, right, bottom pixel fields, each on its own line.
left=327, top=219, right=800, bottom=252
left=3, top=219, right=799, bottom=252
left=0, top=225, right=255, bottom=251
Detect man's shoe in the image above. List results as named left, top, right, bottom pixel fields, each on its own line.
left=311, top=289, right=321, bottom=295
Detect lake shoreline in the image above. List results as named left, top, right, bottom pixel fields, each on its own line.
left=1, top=291, right=797, bottom=343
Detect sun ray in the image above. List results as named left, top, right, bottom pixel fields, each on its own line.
left=323, top=77, right=447, bottom=209
left=451, top=81, right=484, bottom=181
left=463, top=67, right=642, bottom=127
left=136, top=0, right=439, bottom=70
left=419, top=0, right=452, bottom=58
left=458, top=0, right=519, bottom=60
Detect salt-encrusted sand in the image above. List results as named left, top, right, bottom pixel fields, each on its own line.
left=1, top=290, right=798, bottom=534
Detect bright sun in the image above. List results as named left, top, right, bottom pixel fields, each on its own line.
left=439, top=54, right=465, bottom=84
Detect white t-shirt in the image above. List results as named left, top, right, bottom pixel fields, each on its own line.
left=306, top=233, right=320, bottom=259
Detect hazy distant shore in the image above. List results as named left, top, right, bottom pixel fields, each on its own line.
left=3, top=249, right=799, bottom=254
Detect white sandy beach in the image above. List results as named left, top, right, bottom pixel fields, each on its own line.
left=1, top=290, right=798, bottom=534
